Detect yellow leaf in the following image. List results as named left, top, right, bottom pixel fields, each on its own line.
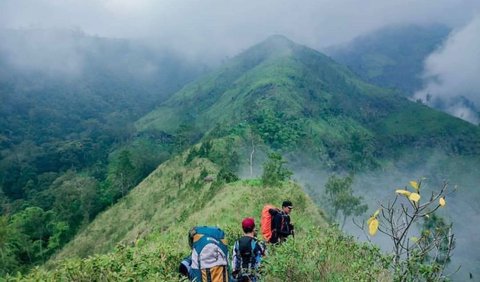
left=410, top=181, right=419, bottom=191
left=367, top=216, right=374, bottom=225
left=396, top=189, right=411, bottom=197
left=439, top=197, right=446, bottom=207
left=369, top=218, right=379, bottom=236
left=409, top=192, right=421, bottom=203
left=410, top=236, right=419, bottom=243
left=373, top=209, right=380, bottom=218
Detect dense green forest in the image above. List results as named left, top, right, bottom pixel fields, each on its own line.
left=0, top=29, right=205, bottom=274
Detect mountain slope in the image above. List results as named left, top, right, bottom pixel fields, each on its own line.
left=0, top=28, right=206, bottom=275
left=21, top=144, right=388, bottom=281
left=325, top=24, right=450, bottom=95
left=138, top=35, right=480, bottom=170
left=52, top=136, right=325, bottom=259
left=0, top=28, right=203, bottom=200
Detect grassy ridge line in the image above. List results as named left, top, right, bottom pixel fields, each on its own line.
left=15, top=179, right=388, bottom=281
left=51, top=154, right=220, bottom=261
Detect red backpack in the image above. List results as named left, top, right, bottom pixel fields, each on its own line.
left=260, top=205, right=280, bottom=242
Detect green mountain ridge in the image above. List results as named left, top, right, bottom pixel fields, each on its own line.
left=139, top=35, right=480, bottom=170
left=18, top=145, right=388, bottom=281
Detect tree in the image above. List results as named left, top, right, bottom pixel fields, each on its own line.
left=261, top=152, right=292, bottom=186
left=420, top=213, right=453, bottom=265
left=9, top=207, right=57, bottom=265
left=173, top=123, right=200, bottom=153
left=50, top=172, right=100, bottom=229
left=362, top=180, right=455, bottom=281
left=0, top=216, right=20, bottom=275
left=324, top=174, right=367, bottom=229
left=111, top=150, right=136, bottom=199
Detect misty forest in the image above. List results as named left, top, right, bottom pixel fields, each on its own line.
left=1, top=1, right=480, bottom=281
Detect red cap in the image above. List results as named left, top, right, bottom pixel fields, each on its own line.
left=242, top=217, right=255, bottom=230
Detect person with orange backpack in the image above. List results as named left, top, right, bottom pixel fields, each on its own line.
left=261, top=201, right=294, bottom=244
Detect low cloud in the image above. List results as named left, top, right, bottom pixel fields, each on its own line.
left=0, top=29, right=87, bottom=77
left=1, top=1, right=480, bottom=61
left=1, top=1, right=480, bottom=114
left=414, top=15, right=480, bottom=124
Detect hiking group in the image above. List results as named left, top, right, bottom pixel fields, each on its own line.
left=179, top=201, right=295, bottom=282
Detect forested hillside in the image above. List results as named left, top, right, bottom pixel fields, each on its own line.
left=0, top=28, right=204, bottom=274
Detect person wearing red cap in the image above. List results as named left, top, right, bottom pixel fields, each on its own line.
left=232, top=217, right=266, bottom=282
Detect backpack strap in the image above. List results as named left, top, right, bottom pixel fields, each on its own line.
left=246, top=237, right=256, bottom=268
left=251, top=238, right=265, bottom=267
left=250, top=238, right=257, bottom=260
left=233, top=240, right=240, bottom=271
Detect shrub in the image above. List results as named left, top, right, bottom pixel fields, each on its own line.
left=262, top=226, right=389, bottom=281
left=363, top=180, right=455, bottom=281
left=261, top=152, right=292, bottom=186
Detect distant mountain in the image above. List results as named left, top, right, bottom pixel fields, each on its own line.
left=138, top=34, right=480, bottom=170
left=325, top=24, right=450, bottom=95
left=0, top=28, right=204, bottom=199
left=0, top=28, right=203, bottom=148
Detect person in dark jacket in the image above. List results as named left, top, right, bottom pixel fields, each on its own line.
left=232, top=217, right=266, bottom=282
left=270, top=200, right=294, bottom=244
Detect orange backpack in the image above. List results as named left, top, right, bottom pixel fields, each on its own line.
left=261, top=205, right=279, bottom=242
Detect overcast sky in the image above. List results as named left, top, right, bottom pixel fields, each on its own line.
left=1, top=0, right=480, bottom=122
left=1, top=0, right=479, bottom=57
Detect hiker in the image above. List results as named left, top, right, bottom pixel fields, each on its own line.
left=232, top=218, right=266, bottom=282
left=182, top=226, right=230, bottom=282
left=270, top=200, right=294, bottom=244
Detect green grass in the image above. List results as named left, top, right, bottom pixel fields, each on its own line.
left=11, top=152, right=389, bottom=281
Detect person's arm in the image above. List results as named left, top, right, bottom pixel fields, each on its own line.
left=277, top=214, right=292, bottom=237
left=288, top=217, right=294, bottom=237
